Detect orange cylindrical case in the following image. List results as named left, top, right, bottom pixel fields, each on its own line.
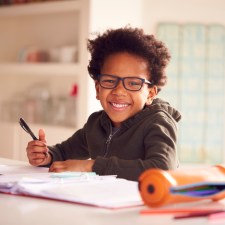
left=138, top=165, right=225, bottom=208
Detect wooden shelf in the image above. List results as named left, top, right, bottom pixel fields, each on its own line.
left=0, top=0, right=80, bottom=17
left=0, top=63, right=80, bottom=76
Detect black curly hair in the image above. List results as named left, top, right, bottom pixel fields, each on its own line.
left=87, top=26, right=171, bottom=91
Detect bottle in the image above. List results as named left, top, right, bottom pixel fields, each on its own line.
left=66, top=83, right=78, bottom=127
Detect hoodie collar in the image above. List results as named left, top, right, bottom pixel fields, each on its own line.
left=100, top=98, right=181, bottom=129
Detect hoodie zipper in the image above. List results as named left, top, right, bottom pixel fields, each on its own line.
left=104, top=125, right=120, bottom=157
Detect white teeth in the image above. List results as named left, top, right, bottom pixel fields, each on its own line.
left=112, top=103, right=128, bottom=108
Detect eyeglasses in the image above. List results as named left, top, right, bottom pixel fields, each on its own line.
left=97, top=74, right=152, bottom=91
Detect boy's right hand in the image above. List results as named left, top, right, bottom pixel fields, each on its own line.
left=26, top=129, right=51, bottom=166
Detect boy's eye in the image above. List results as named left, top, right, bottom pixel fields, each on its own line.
left=102, top=79, right=116, bottom=84
left=129, top=81, right=140, bottom=86
left=127, top=81, right=141, bottom=86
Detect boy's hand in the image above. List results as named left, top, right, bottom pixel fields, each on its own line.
left=49, top=160, right=95, bottom=173
left=26, top=129, right=51, bottom=166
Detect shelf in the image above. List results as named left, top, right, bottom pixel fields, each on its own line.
left=0, top=0, right=80, bottom=17
left=0, top=121, right=76, bottom=160
left=0, top=63, right=80, bottom=76
left=0, top=121, right=77, bottom=131
left=0, top=0, right=89, bottom=135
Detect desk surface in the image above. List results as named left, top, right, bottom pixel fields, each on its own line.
left=0, top=157, right=225, bottom=225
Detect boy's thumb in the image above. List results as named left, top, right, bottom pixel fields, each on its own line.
left=38, top=129, right=46, bottom=143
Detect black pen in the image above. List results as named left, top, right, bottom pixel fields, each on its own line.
left=19, top=117, right=38, bottom=140
left=19, top=118, right=48, bottom=157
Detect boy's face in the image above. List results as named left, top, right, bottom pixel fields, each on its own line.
left=95, top=52, right=157, bottom=128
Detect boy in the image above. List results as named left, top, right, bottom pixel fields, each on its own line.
left=26, top=27, right=181, bottom=181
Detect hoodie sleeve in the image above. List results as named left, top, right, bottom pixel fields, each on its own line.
left=48, top=124, right=90, bottom=162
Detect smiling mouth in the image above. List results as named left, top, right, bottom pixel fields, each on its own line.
left=110, top=102, right=130, bottom=109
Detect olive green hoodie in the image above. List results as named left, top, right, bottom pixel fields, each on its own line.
left=49, top=98, right=181, bottom=181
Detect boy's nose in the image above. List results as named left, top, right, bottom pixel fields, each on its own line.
left=112, top=80, right=126, bottom=94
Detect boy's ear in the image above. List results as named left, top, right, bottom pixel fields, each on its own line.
left=146, top=86, right=158, bottom=105
left=95, top=81, right=100, bottom=100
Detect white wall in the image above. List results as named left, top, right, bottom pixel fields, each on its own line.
left=89, top=0, right=143, bottom=31
left=142, top=0, right=225, bottom=34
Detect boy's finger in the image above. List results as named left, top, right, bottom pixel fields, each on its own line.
left=39, top=129, right=47, bottom=143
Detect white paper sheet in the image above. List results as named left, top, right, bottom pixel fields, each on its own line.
left=0, top=165, right=143, bottom=209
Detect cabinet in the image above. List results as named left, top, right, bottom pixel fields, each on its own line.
left=0, top=0, right=91, bottom=160
left=0, top=121, right=75, bottom=161
left=0, top=0, right=90, bottom=129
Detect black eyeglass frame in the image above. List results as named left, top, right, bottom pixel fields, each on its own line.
left=97, top=74, right=153, bottom=91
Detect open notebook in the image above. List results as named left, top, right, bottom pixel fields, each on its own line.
left=0, top=165, right=143, bottom=209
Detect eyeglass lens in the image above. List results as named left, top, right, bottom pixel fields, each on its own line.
left=99, top=75, right=144, bottom=91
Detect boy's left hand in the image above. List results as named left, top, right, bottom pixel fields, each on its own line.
left=49, top=160, right=95, bottom=173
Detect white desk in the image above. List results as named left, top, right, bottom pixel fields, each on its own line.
left=0, top=157, right=225, bottom=225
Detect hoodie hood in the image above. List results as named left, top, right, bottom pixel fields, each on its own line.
left=148, top=98, right=181, bottom=122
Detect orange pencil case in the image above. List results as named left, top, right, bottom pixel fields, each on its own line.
left=138, top=165, right=225, bottom=208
